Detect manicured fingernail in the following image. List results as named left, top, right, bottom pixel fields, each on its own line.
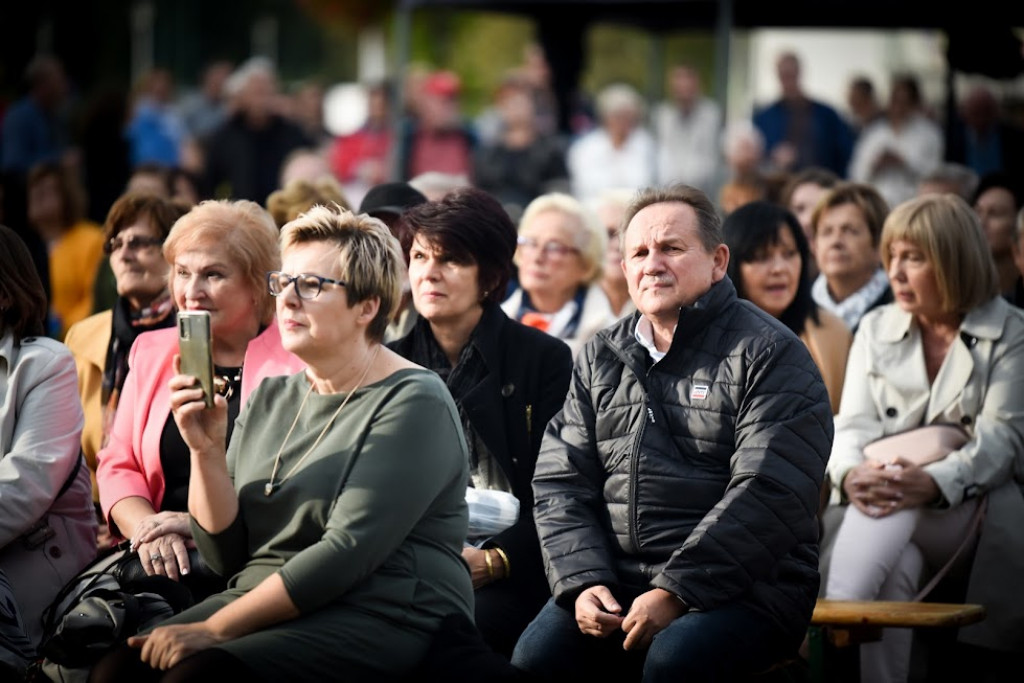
left=181, top=567, right=189, bottom=575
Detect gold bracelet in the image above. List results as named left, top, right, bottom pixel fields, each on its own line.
left=493, top=547, right=511, bottom=579
left=484, top=548, right=495, bottom=579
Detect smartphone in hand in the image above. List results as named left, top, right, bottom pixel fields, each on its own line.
left=177, top=310, right=214, bottom=408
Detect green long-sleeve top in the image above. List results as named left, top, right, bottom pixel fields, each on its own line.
left=191, top=367, right=474, bottom=632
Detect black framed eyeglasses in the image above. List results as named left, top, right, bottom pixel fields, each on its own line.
left=103, top=234, right=163, bottom=255
left=267, top=271, right=346, bottom=300
left=516, top=235, right=580, bottom=258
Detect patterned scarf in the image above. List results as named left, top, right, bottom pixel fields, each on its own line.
left=100, top=292, right=175, bottom=447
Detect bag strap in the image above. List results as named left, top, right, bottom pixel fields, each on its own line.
left=912, top=494, right=988, bottom=602
left=56, top=452, right=84, bottom=500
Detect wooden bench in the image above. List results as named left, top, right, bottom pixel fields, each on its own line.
left=807, top=599, right=986, bottom=682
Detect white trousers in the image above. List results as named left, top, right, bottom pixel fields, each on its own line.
left=825, top=499, right=981, bottom=683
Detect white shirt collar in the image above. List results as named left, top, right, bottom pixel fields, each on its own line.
left=634, top=315, right=672, bottom=363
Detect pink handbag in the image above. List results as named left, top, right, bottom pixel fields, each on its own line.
left=862, top=423, right=969, bottom=466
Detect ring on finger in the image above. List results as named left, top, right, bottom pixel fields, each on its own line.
left=151, top=554, right=162, bottom=562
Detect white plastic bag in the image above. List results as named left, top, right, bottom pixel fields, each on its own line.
left=465, top=487, right=519, bottom=547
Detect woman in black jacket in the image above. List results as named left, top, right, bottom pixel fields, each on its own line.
left=389, top=187, right=573, bottom=659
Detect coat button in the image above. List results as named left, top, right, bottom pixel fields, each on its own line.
left=48, top=546, right=62, bottom=559
left=885, top=407, right=898, bottom=417
left=961, top=415, right=973, bottom=426
left=501, top=384, right=515, bottom=398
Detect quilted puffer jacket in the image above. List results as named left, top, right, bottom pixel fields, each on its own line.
left=532, top=277, right=833, bottom=640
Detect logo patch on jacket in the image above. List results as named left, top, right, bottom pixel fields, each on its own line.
left=690, top=383, right=709, bottom=400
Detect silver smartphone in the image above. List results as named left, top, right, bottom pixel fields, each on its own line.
left=177, top=310, right=214, bottom=408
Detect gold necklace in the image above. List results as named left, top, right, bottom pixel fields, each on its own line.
left=264, top=346, right=380, bottom=496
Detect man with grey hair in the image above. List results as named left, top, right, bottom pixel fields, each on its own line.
left=566, top=82, right=655, bottom=202
left=512, top=184, right=832, bottom=681
left=201, top=56, right=311, bottom=202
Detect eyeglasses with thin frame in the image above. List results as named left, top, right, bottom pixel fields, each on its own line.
left=103, top=234, right=163, bottom=255
left=516, top=235, right=580, bottom=258
left=267, top=271, right=346, bottom=300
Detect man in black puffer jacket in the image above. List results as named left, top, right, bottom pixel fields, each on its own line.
left=511, top=184, right=833, bottom=683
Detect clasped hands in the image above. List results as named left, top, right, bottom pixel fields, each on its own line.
left=130, top=511, right=194, bottom=580
left=575, top=585, right=686, bottom=651
left=842, top=457, right=941, bottom=517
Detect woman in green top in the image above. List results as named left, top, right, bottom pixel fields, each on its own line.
left=91, top=205, right=474, bottom=682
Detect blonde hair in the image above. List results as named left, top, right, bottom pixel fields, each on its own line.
left=518, top=192, right=607, bottom=284
left=880, top=194, right=999, bottom=314
left=164, top=199, right=280, bottom=324
left=280, top=205, right=403, bottom=342
left=266, top=176, right=351, bottom=229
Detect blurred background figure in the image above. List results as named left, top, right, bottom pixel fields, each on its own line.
left=810, top=182, right=892, bottom=332
left=846, top=75, right=884, bottom=138
left=473, top=76, right=569, bottom=223
left=125, top=67, right=186, bottom=170
left=718, top=119, right=768, bottom=215
left=177, top=59, right=234, bottom=145
left=848, top=73, right=944, bottom=210
left=287, top=78, right=332, bottom=153
left=753, top=50, right=854, bottom=177
left=779, top=166, right=841, bottom=277
left=653, top=64, right=723, bottom=196
left=402, top=70, right=477, bottom=183
left=946, top=83, right=1024, bottom=181
left=265, top=175, right=351, bottom=230
left=971, top=171, right=1024, bottom=296
left=202, top=57, right=311, bottom=202
left=64, top=193, right=189, bottom=550
left=1, top=54, right=73, bottom=297
left=567, top=82, right=655, bottom=202
left=723, top=201, right=851, bottom=415
left=27, top=161, right=105, bottom=339
left=328, top=80, right=394, bottom=210
left=0, top=224, right=97, bottom=650
left=587, top=187, right=637, bottom=318
left=502, top=192, right=616, bottom=358
left=917, top=162, right=979, bottom=201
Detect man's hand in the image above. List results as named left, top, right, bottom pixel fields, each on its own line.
left=575, top=585, right=624, bottom=638
left=621, top=588, right=686, bottom=651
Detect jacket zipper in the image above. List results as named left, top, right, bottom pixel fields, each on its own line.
left=525, top=404, right=533, bottom=443
left=628, top=397, right=650, bottom=554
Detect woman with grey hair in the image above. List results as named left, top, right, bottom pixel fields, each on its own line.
left=502, top=192, right=619, bottom=358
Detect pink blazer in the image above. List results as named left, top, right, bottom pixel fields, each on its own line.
left=96, top=320, right=304, bottom=534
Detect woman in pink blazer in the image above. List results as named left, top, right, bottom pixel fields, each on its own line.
left=96, top=200, right=303, bottom=590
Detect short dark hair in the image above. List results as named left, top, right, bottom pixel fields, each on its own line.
left=399, top=187, right=517, bottom=306
left=104, top=192, right=190, bottom=242
left=0, top=225, right=48, bottom=341
left=723, top=201, right=818, bottom=335
left=623, top=184, right=722, bottom=252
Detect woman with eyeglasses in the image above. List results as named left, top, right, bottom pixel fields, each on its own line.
left=91, top=205, right=475, bottom=682
left=65, top=192, right=189, bottom=551
left=95, top=199, right=303, bottom=596
left=501, top=192, right=618, bottom=358
left=389, top=187, right=573, bottom=661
